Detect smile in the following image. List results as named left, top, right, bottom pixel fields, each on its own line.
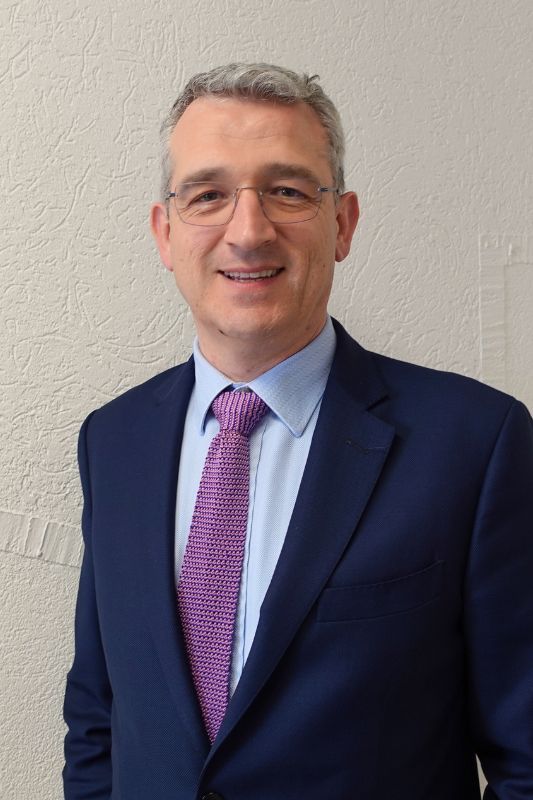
left=222, top=269, right=282, bottom=281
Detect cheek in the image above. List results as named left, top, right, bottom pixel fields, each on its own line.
left=169, top=226, right=219, bottom=264
left=168, top=251, right=199, bottom=305
left=298, top=221, right=336, bottom=262
left=169, top=238, right=211, bottom=285
left=306, top=249, right=336, bottom=303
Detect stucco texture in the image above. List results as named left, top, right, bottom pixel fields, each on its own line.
left=1, top=0, right=532, bottom=797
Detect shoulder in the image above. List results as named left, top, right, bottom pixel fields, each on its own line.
left=370, top=351, right=533, bottom=464
left=332, top=319, right=525, bottom=435
left=80, top=358, right=194, bottom=439
left=374, top=349, right=513, bottom=410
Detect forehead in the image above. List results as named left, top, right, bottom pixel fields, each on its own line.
left=168, top=96, right=331, bottom=181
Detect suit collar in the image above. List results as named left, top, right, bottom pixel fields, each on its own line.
left=152, top=319, right=386, bottom=412
left=329, top=317, right=389, bottom=412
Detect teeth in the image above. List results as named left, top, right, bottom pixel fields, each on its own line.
left=224, top=269, right=279, bottom=280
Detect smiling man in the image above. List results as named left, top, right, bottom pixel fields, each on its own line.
left=63, top=64, right=533, bottom=800
left=151, top=94, right=357, bottom=379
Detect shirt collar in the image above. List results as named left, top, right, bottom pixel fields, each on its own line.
left=192, top=316, right=336, bottom=438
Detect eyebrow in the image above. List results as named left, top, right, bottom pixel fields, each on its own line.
left=176, top=162, right=326, bottom=188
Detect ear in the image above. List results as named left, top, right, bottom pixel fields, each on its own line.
left=334, top=191, right=359, bottom=263
left=150, top=202, right=174, bottom=271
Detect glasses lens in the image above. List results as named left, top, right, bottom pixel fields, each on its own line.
left=262, top=179, right=323, bottom=223
left=174, top=182, right=233, bottom=226
left=173, top=179, right=326, bottom=226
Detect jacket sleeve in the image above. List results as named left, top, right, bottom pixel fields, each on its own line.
left=465, top=399, right=533, bottom=799
left=63, top=412, right=112, bottom=799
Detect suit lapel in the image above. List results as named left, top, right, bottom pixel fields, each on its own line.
left=207, top=323, right=396, bottom=758
left=136, top=358, right=210, bottom=755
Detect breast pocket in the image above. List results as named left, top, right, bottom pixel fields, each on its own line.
left=317, top=560, right=445, bottom=622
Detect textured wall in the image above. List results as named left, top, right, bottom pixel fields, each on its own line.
left=1, top=0, right=532, bottom=796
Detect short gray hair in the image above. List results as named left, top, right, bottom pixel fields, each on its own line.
left=159, top=63, right=346, bottom=201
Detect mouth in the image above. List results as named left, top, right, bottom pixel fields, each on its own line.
left=221, top=268, right=283, bottom=282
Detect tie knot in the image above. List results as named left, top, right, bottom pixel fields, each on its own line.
left=212, top=390, right=268, bottom=437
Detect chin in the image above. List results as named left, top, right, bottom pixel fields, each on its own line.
left=215, top=309, right=284, bottom=340
left=219, top=323, right=274, bottom=343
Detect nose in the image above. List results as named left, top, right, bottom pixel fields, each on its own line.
left=223, top=187, right=277, bottom=251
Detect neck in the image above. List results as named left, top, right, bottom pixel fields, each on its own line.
left=197, top=321, right=326, bottom=382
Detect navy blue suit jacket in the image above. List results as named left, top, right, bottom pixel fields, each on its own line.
left=63, top=321, right=533, bottom=799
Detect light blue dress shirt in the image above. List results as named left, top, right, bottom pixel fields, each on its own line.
left=175, top=317, right=336, bottom=694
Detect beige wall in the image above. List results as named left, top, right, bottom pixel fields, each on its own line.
left=1, top=1, right=532, bottom=796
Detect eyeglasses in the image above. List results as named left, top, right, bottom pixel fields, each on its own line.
left=166, top=179, right=339, bottom=226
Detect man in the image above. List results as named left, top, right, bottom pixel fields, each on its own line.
left=63, top=63, right=533, bottom=799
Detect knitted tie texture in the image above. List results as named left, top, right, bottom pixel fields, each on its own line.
left=177, top=390, right=268, bottom=743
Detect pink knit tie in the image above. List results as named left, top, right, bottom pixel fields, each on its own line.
left=177, top=389, right=268, bottom=742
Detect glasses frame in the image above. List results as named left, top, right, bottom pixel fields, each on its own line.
left=165, top=182, right=339, bottom=227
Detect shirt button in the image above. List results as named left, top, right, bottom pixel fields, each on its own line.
left=201, top=793, right=224, bottom=800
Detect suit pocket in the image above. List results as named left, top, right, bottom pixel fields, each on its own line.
left=317, top=560, right=444, bottom=622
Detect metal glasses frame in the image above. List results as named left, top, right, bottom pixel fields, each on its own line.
left=165, top=184, right=339, bottom=226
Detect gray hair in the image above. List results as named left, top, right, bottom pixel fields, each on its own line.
left=159, top=63, right=346, bottom=201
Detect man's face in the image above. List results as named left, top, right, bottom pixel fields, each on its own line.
left=151, top=97, right=358, bottom=363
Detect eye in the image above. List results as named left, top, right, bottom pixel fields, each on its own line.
left=178, top=183, right=229, bottom=209
left=270, top=185, right=307, bottom=200
left=191, top=188, right=226, bottom=204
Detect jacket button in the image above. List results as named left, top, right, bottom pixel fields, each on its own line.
left=201, top=794, right=224, bottom=800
